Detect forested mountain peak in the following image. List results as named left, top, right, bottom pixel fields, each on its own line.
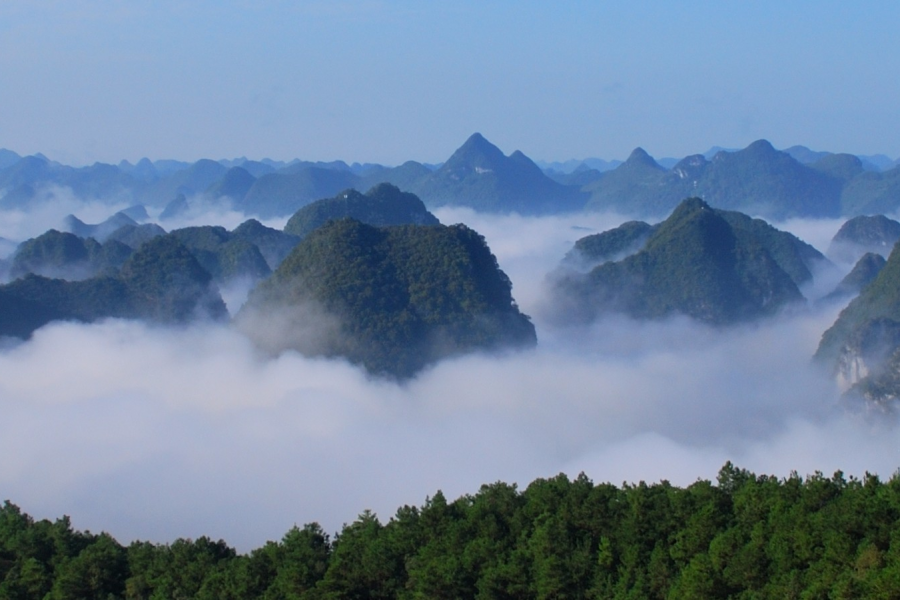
left=553, top=198, right=808, bottom=325
left=238, top=218, right=535, bottom=378
left=283, top=183, right=439, bottom=239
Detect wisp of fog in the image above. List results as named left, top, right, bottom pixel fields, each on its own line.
left=1, top=202, right=899, bottom=552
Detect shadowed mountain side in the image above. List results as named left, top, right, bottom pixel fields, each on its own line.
left=105, top=223, right=167, bottom=249
left=205, top=166, right=256, bottom=201
left=564, top=220, right=656, bottom=270
left=10, top=230, right=133, bottom=281
left=553, top=198, right=806, bottom=326
left=840, top=166, right=900, bottom=215
left=827, top=215, right=900, bottom=264
left=0, top=236, right=226, bottom=338
left=168, top=227, right=271, bottom=282
left=61, top=210, right=140, bottom=242
left=823, top=253, right=886, bottom=303
left=231, top=219, right=300, bottom=270
left=283, top=183, right=439, bottom=239
left=237, top=219, right=536, bottom=379
left=237, top=167, right=360, bottom=218
left=816, top=242, right=900, bottom=405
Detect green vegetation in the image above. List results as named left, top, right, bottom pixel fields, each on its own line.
left=0, top=236, right=226, bottom=338
left=168, top=226, right=271, bottom=282
left=10, top=230, right=133, bottom=280
left=5, top=464, right=900, bottom=598
left=558, top=199, right=807, bottom=325
left=565, top=220, right=655, bottom=268
left=825, top=253, right=886, bottom=301
left=231, top=219, right=300, bottom=270
left=816, top=242, right=900, bottom=403
left=239, top=219, right=536, bottom=378
left=283, top=183, right=439, bottom=239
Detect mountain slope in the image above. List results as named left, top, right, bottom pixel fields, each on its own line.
left=555, top=198, right=806, bottom=325
left=409, top=133, right=585, bottom=214
left=283, top=183, right=439, bottom=238
left=238, top=218, right=536, bottom=378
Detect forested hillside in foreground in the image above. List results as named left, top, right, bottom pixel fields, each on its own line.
left=4, top=464, right=900, bottom=599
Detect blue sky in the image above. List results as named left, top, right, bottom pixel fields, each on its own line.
left=1, top=1, right=897, bottom=165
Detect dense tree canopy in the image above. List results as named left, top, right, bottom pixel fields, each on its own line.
left=239, top=219, right=536, bottom=378
left=4, top=464, right=900, bottom=598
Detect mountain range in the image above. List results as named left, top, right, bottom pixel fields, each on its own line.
left=554, top=198, right=826, bottom=326
left=2, top=135, right=899, bottom=219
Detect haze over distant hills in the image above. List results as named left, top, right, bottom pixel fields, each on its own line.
left=1, top=135, right=899, bottom=221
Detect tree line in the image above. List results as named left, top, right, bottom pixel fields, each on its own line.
left=3, top=463, right=900, bottom=598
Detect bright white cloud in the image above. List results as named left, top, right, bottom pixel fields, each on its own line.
left=2, top=206, right=893, bottom=554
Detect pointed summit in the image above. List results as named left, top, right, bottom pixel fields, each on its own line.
left=417, top=134, right=585, bottom=213
left=443, top=133, right=506, bottom=170
left=624, top=147, right=662, bottom=169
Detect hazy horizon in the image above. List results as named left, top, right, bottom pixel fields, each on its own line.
left=1, top=2, right=899, bottom=166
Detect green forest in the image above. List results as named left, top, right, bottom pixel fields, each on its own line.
left=4, top=463, right=900, bottom=599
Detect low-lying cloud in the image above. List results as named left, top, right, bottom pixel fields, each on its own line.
left=1, top=205, right=899, bottom=552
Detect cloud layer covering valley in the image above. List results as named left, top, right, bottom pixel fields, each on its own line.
left=1, top=206, right=898, bottom=552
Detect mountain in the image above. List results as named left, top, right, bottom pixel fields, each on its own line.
left=0, top=235, right=226, bottom=338
left=205, top=166, right=256, bottom=202
left=115, top=235, right=227, bottom=322
left=408, top=133, right=585, bottom=214
left=61, top=210, right=139, bottom=241
left=237, top=218, right=536, bottom=378
left=104, top=223, right=167, bottom=249
left=231, top=219, right=300, bottom=270
left=10, top=230, right=133, bottom=280
left=133, top=159, right=228, bottom=207
left=827, top=215, right=900, bottom=264
left=356, top=160, right=432, bottom=192
left=696, top=140, right=842, bottom=218
left=815, top=242, right=900, bottom=405
left=783, top=145, right=832, bottom=164
left=545, top=166, right=605, bottom=187
left=583, top=140, right=844, bottom=219
left=160, top=193, right=191, bottom=221
left=564, top=220, right=656, bottom=269
left=823, top=252, right=886, bottom=302
left=839, top=166, right=900, bottom=215
left=283, top=183, right=439, bottom=239
left=554, top=198, right=810, bottom=326
left=167, top=227, right=271, bottom=282
left=0, top=148, right=21, bottom=169
left=715, top=208, right=826, bottom=286
left=238, top=167, right=360, bottom=218
left=583, top=148, right=689, bottom=216
left=809, top=153, right=865, bottom=185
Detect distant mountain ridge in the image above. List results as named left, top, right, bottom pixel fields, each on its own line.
left=1, top=137, right=899, bottom=219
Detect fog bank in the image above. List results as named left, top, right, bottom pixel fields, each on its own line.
left=1, top=207, right=897, bottom=552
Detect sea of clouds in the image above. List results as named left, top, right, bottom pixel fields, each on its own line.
left=1, top=199, right=898, bottom=551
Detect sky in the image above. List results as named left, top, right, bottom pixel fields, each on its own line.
left=1, top=1, right=898, bottom=166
